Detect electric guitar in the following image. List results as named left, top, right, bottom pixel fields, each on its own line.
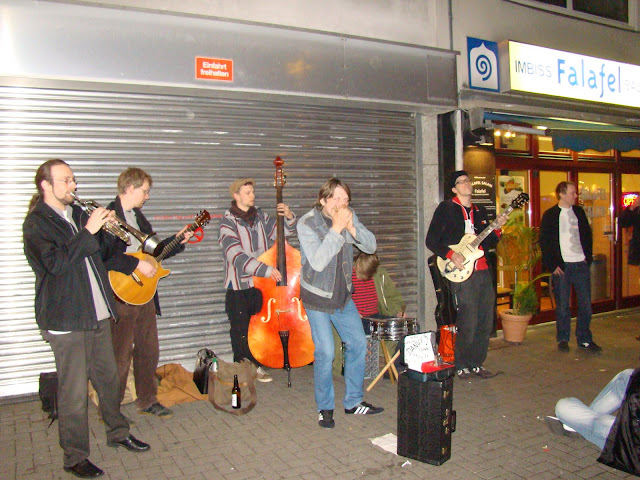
left=437, top=193, right=529, bottom=283
left=109, top=210, right=210, bottom=305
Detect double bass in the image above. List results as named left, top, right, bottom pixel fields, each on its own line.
left=247, top=157, right=314, bottom=386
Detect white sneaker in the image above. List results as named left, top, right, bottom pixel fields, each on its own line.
left=256, top=366, right=272, bottom=383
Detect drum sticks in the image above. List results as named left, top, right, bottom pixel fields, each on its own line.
left=366, top=350, right=401, bottom=391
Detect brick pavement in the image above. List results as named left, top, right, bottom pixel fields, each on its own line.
left=1, top=309, right=639, bottom=479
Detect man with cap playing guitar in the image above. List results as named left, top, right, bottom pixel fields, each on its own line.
left=426, top=170, right=508, bottom=380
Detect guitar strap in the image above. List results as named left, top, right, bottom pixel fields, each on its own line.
left=452, top=197, right=475, bottom=234
left=451, top=197, right=490, bottom=271
left=123, top=209, right=142, bottom=253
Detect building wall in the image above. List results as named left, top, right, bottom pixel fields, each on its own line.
left=65, top=0, right=452, bottom=49
left=420, top=114, right=440, bottom=333
left=451, top=0, right=640, bottom=90
left=59, top=0, right=449, bottom=329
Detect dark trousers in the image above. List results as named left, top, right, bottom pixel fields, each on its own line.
left=551, top=261, right=593, bottom=345
left=450, top=269, right=495, bottom=370
left=111, top=300, right=159, bottom=410
left=225, top=288, right=262, bottom=363
left=42, top=320, right=129, bottom=468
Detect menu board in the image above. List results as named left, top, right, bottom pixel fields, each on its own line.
left=471, top=174, right=497, bottom=220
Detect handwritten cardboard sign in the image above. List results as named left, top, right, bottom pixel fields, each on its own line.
left=404, top=332, right=436, bottom=371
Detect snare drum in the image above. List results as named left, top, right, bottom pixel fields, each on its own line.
left=368, top=317, right=418, bottom=341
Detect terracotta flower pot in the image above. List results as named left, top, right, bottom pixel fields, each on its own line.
left=499, top=310, right=533, bottom=344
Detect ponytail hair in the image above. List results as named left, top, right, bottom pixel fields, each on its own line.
left=28, top=159, right=69, bottom=213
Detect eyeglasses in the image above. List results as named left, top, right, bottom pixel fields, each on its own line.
left=455, top=179, right=471, bottom=186
left=137, top=187, right=151, bottom=195
left=53, top=177, right=77, bottom=185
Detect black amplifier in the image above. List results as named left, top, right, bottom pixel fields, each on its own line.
left=397, top=370, right=456, bottom=465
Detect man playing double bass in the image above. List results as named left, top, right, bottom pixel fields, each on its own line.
left=219, top=178, right=296, bottom=383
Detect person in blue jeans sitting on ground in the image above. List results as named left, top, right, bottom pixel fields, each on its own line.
left=546, top=368, right=640, bottom=476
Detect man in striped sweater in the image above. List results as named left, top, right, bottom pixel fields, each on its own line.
left=218, top=178, right=296, bottom=382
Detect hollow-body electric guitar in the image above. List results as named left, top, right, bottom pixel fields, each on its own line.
left=109, top=210, right=210, bottom=305
left=437, top=193, right=529, bottom=283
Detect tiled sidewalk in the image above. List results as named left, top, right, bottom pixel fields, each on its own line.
left=1, top=308, right=639, bottom=479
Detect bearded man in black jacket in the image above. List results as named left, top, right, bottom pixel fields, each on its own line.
left=23, top=159, right=150, bottom=478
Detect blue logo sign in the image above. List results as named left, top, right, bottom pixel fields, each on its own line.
left=467, top=37, right=499, bottom=92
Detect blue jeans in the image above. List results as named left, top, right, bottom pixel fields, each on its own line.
left=551, top=261, right=593, bottom=344
left=556, top=369, right=632, bottom=449
left=306, top=299, right=366, bottom=411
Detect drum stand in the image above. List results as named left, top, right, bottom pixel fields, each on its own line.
left=380, top=341, right=399, bottom=384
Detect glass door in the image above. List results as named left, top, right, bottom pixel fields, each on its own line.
left=577, top=173, right=614, bottom=303
left=495, top=170, right=530, bottom=316
left=538, top=171, right=570, bottom=312
left=621, top=174, right=640, bottom=298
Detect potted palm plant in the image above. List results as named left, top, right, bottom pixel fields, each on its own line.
left=496, top=218, right=550, bottom=343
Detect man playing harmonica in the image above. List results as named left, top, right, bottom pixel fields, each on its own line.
left=297, top=178, right=383, bottom=429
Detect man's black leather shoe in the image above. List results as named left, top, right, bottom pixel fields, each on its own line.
left=107, top=434, right=150, bottom=452
left=63, top=459, right=104, bottom=478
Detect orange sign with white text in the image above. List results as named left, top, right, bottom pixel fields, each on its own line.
left=195, top=57, right=233, bottom=82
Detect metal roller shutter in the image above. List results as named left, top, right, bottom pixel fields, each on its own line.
left=0, top=86, right=417, bottom=398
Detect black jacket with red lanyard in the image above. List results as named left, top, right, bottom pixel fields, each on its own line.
left=426, top=197, right=501, bottom=271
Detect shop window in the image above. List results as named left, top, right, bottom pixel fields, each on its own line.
left=573, top=0, right=628, bottom=23
left=621, top=149, right=640, bottom=158
left=539, top=171, right=568, bottom=219
left=578, top=149, right=615, bottom=160
left=493, top=131, right=529, bottom=152
left=538, top=135, right=571, bottom=156
left=509, top=0, right=633, bottom=28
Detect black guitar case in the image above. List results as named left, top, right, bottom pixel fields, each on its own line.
left=428, top=254, right=457, bottom=338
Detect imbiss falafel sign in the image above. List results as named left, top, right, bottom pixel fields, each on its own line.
left=195, top=57, right=233, bottom=82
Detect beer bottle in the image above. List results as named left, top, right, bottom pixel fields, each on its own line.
left=231, top=374, right=241, bottom=409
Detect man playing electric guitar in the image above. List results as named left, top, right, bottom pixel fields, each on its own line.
left=102, top=167, right=194, bottom=419
left=426, top=170, right=508, bottom=380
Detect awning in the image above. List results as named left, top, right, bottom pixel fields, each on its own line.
left=484, top=112, right=640, bottom=152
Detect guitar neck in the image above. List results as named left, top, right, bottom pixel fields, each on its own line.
left=469, top=205, right=514, bottom=249
left=156, top=223, right=197, bottom=261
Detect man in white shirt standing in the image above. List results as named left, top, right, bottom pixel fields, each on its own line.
left=540, top=181, right=602, bottom=354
